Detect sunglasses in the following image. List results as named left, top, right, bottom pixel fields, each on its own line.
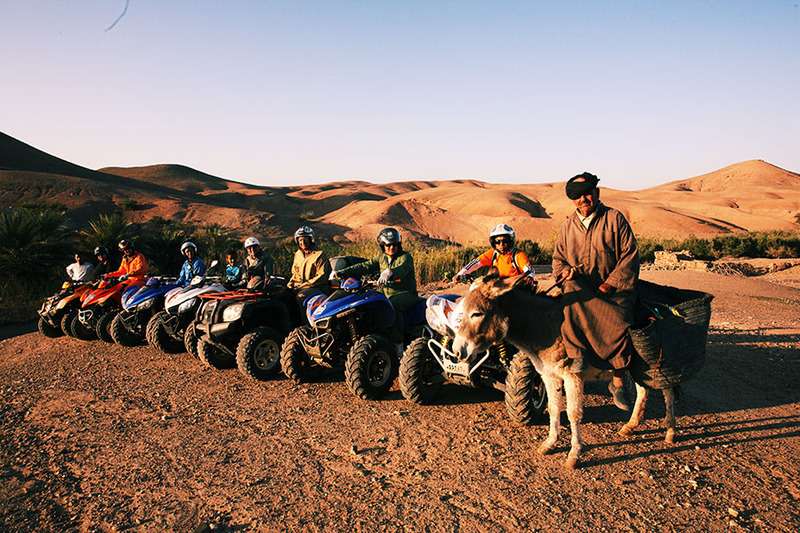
left=493, top=238, right=511, bottom=245
left=383, top=242, right=400, bottom=248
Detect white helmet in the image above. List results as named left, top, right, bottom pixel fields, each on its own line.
left=294, top=226, right=315, bottom=244
left=244, top=236, right=260, bottom=249
left=489, top=224, right=515, bottom=245
left=180, top=241, right=197, bottom=254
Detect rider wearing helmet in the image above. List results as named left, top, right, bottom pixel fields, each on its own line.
left=176, top=241, right=207, bottom=287
left=93, top=246, right=112, bottom=280
left=333, top=227, right=418, bottom=340
left=242, top=236, right=275, bottom=289
left=454, top=224, right=536, bottom=286
left=105, top=239, right=149, bottom=282
left=287, top=226, right=331, bottom=304
left=66, top=252, right=94, bottom=282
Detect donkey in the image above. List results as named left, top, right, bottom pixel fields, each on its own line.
left=452, top=275, right=676, bottom=470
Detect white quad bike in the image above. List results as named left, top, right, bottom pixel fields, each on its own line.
left=399, top=294, right=548, bottom=424
left=145, top=260, right=226, bottom=355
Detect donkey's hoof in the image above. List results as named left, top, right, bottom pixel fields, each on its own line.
left=664, top=429, right=676, bottom=445
left=537, top=442, right=556, bottom=455
left=564, top=456, right=579, bottom=470
left=618, top=424, right=634, bottom=437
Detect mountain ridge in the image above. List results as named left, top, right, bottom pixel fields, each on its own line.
left=1, top=131, right=798, bottom=243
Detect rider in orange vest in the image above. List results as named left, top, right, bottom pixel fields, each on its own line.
left=454, top=224, right=536, bottom=287
left=104, top=239, right=149, bottom=282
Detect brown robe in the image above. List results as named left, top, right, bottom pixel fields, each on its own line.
left=552, top=203, right=640, bottom=370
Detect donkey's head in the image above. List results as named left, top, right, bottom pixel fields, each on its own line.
left=452, top=275, right=523, bottom=360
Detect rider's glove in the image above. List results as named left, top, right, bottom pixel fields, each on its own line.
left=330, top=270, right=341, bottom=280
left=377, top=268, right=393, bottom=287
left=118, top=274, right=128, bottom=281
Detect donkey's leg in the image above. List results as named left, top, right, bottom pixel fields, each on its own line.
left=537, top=374, right=563, bottom=455
left=662, top=387, right=676, bottom=444
left=563, top=372, right=585, bottom=470
left=619, top=382, right=649, bottom=436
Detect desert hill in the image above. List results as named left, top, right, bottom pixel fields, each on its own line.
left=1, top=131, right=798, bottom=243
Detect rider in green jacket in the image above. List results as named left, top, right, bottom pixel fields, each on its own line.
left=333, top=227, right=418, bottom=339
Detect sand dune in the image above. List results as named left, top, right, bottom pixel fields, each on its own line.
left=1, top=131, right=798, bottom=242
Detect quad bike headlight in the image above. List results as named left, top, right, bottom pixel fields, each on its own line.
left=178, top=299, right=196, bottom=315
left=137, top=298, right=156, bottom=312
left=222, top=302, right=244, bottom=322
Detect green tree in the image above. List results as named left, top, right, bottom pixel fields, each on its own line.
left=0, top=208, right=72, bottom=280
left=196, top=224, right=242, bottom=265
left=79, top=212, right=133, bottom=252
left=138, top=219, right=195, bottom=275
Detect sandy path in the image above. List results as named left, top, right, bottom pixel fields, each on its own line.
left=1, top=271, right=798, bottom=531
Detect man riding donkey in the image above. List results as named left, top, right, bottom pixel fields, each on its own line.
left=552, top=172, right=640, bottom=412
left=454, top=171, right=661, bottom=469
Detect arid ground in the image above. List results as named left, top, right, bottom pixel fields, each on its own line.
left=1, top=269, right=799, bottom=531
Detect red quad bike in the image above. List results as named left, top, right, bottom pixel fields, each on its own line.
left=75, top=277, right=143, bottom=342
left=37, top=281, right=92, bottom=338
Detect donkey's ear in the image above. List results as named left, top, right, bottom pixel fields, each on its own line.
left=482, top=275, right=518, bottom=299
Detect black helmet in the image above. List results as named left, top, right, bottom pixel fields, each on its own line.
left=377, top=227, right=402, bottom=247
left=294, top=226, right=315, bottom=244
left=94, top=246, right=109, bottom=257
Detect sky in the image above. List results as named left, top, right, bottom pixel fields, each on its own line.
left=1, top=1, right=798, bottom=189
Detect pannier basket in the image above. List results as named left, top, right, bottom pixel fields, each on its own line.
left=629, top=281, right=713, bottom=390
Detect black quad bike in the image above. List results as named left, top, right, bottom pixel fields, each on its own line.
left=399, top=293, right=548, bottom=425
left=280, top=256, right=429, bottom=400
left=194, top=276, right=299, bottom=380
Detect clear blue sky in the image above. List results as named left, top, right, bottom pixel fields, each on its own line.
left=1, top=1, right=798, bottom=188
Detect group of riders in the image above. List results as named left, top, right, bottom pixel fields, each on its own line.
left=61, top=171, right=638, bottom=411
left=63, top=222, right=536, bottom=335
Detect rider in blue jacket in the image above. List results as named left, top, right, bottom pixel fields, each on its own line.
left=223, top=248, right=243, bottom=286
left=176, top=241, right=207, bottom=287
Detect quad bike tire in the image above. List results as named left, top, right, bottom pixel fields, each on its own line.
left=146, top=311, right=184, bottom=354
left=184, top=323, right=199, bottom=358
left=110, top=313, right=141, bottom=347
left=236, top=326, right=283, bottom=380
left=505, top=352, right=548, bottom=425
left=61, top=310, right=77, bottom=337
left=95, top=311, right=115, bottom=343
left=399, top=337, right=443, bottom=404
left=279, top=326, right=316, bottom=383
left=197, top=337, right=235, bottom=369
left=70, top=314, right=96, bottom=341
left=345, top=334, right=397, bottom=400
left=37, top=316, right=63, bottom=338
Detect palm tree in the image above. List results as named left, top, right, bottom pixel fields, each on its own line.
left=196, top=224, right=242, bottom=264
left=79, top=212, right=133, bottom=252
left=138, top=219, right=194, bottom=275
left=0, top=208, right=72, bottom=280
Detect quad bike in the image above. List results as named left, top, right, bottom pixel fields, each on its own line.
left=76, top=277, right=143, bottom=342
left=37, top=281, right=92, bottom=338
left=398, top=293, right=548, bottom=425
left=146, top=261, right=226, bottom=356
left=109, top=277, right=179, bottom=346
left=195, top=276, right=299, bottom=380
left=280, top=256, right=429, bottom=400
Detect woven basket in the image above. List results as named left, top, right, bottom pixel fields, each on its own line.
left=629, top=281, right=713, bottom=390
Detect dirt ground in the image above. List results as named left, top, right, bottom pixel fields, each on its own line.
left=1, top=270, right=798, bottom=531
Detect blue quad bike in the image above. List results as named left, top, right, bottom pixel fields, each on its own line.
left=110, top=277, right=179, bottom=346
left=279, top=257, right=429, bottom=400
